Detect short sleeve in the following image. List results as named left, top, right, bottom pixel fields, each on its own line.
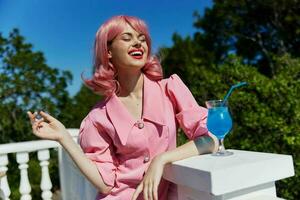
left=166, top=74, right=209, bottom=139
left=79, top=115, right=117, bottom=188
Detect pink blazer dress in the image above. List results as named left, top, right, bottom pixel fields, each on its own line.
left=79, top=74, right=209, bottom=200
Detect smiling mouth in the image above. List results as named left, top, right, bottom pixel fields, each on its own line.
left=128, top=49, right=144, bottom=59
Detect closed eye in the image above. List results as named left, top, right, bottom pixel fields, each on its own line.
left=138, top=35, right=146, bottom=42
left=120, top=33, right=132, bottom=41
left=122, top=37, right=131, bottom=41
left=120, top=32, right=146, bottom=42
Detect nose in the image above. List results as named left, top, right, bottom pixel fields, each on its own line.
left=132, top=38, right=142, bottom=47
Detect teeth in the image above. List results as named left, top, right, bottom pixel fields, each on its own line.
left=130, top=51, right=142, bottom=56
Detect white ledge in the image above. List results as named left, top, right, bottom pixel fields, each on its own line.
left=0, top=140, right=60, bottom=154
left=163, top=149, right=294, bottom=199
left=0, top=129, right=79, bottom=154
left=1, top=132, right=295, bottom=200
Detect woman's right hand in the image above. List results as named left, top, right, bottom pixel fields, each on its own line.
left=27, top=111, right=68, bottom=142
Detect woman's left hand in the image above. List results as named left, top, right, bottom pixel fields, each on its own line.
left=131, top=155, right=166, bottom=200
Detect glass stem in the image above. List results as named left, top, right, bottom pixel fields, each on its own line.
left=218, top=138, right=225, bottom=152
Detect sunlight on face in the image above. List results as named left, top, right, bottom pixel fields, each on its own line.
left=108, top=23, right=148, bottom=71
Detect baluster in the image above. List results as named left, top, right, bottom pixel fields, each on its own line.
left=37, top=150, right=52, bottom=200
left=0, top=154, right=11, bottom=200
left=16, top=152, right=31, bottom=200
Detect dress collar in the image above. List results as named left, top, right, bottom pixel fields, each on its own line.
left=106, top=74, right=166, bottom=145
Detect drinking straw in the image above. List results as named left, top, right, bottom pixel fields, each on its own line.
left=223, top=82, right=248, bottom=103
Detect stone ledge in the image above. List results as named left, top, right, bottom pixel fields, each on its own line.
left=246, top=195, right=285, bottom=200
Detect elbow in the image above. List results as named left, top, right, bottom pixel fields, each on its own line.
left=98, top=185, right=113, bottom=195
left=194, top=134, right=218, bottom=154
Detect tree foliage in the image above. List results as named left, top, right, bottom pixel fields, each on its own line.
left=193, top=0, right=300, bottom=77
left=162, top=48, right=300, bottom=199
left=60, top=85, right=102, bottom=128
left=0, top=29, right=73, bottom=199
left=0, top=28, right=72, bottom=143
left=159, top=1, right=300, bottom=197
left=1, top=0, right=300, bottom=199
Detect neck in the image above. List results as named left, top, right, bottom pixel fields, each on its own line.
left=117, top=70, right=143, bottom=98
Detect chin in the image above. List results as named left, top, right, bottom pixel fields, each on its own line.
left=130, top=61, right=147, bottom=68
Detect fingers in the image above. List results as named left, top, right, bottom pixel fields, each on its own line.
left=143, top=183, right=148, bottom=200
left=27, top=111, right=45, bottom=134
left=153, top=182, right=158, bottom=200
left=27, top=111, right=36, bottom=124
left=28, top=110, right=57, bottom=124
left=132, top=181, right=159, bottom=200
left=32, top=119, right=45, bottom=133
left=132, top=183, right=143, bottom=200
left=27, top=111, right=44, bottom=123
left=39, top=111, right=56, bottom=122
left=144, top=181, right=153, bottom=200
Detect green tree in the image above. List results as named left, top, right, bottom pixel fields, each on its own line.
left=205, top=55, right=300, bottom=200
left=161, top=51, right=300, bottom=199
left=0, top=28, right=73, bottom=143
left=193, top=0, right=300, bottom=77
left=159, top=1, right=300, bottom=197
left=60, top=85, right=102, bottom=129
left=0, top=28, right=72, bottom=199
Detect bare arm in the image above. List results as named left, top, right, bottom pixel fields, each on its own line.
left=27, top=111, right=112, bottom=194
left=160, top=133, right=218, bottom=164
left=59, top=132, right=113, bottom=194
left=132, top=133, right=218, bottom=200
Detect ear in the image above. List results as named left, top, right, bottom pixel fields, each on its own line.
left=108, top=50, right=112, bottom=59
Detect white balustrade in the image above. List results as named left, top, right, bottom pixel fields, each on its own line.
left=0, top=154, right=11, bottom=200
left=38, top=149, right=52, bottom=200
left=16, top=152, right=31, bottom=200
left=0, top=129, right=78, bottom=200
left=0, top=129, right=296, bottom=200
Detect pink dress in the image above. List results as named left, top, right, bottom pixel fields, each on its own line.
left=79, top=74, right=209, bottom=200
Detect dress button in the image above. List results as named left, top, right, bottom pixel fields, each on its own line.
left=144, top=156, right=150, bottom=163
left=137, top=122, right=144, bottom=129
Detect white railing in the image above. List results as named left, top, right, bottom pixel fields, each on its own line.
left=0, top=129, right=295, bottom=200
left=0, top=129, right=79, bottom=200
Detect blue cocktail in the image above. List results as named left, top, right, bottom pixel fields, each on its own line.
left=206, top=100, right=233, bottom=156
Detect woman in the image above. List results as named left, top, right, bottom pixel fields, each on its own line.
left=28, top=15, right=218, bottom=200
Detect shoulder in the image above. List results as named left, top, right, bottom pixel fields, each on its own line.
left=157, top=74, right=197, bottom=110
left=88, top=100, right=107, bottom=119
left=158, top=74, right=188, bottom=93
left=159, top=73, right=185, bottom=85
left=80, top=99, right=108, bottom=128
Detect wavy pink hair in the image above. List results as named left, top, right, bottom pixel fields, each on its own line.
left=82, top=15, right=163, bottom=97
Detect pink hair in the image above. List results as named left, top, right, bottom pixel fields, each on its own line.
left=82, top=15, right=163, bottom=97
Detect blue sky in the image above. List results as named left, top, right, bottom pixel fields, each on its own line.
left=0, top=0, right=213, bottom=97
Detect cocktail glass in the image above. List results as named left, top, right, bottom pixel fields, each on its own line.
left=206, top=100, right=233, bottom=156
